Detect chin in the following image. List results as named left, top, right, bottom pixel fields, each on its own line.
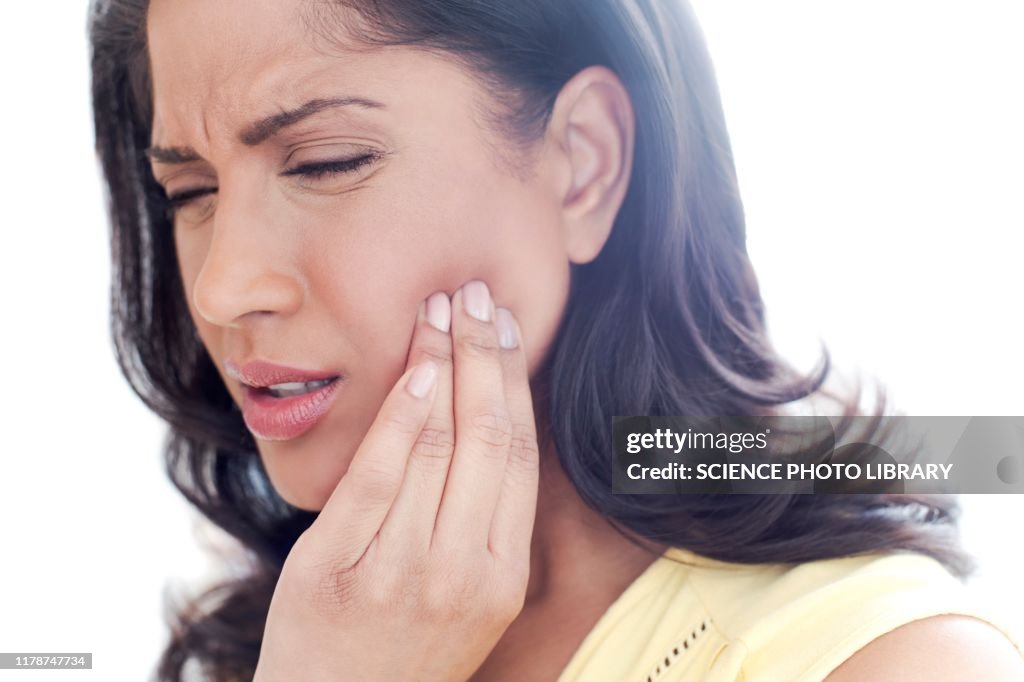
left=279, top=489, right=329, bottom=513
left=266, top=471, right=335, bottom=512
left=255, top=439, right=350, bottom=513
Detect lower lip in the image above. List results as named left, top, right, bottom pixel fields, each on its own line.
left=240, top=379, right=342, bottom=441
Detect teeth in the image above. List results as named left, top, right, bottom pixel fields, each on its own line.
left=265, top=378, right=334, bottom=398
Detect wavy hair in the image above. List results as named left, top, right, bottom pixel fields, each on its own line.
left=87, top=0, right=973, bottom=679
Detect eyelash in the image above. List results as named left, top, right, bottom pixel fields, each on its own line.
left=165, top=153, right=380, bottom=209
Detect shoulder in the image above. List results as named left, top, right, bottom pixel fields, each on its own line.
left=823, top=614, right=1024, bottom=681
left=669, top=548, right=1024, bottom=681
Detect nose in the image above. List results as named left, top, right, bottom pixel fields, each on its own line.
left=190, top=187, right=304, bottom=329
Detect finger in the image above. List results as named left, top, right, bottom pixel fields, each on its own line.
left=487, top=307, right=540, bottom=566
left=377, top=291, right=456, bottom=558
left=433, top=280, right=513, bottom=552
left=313, top=358, right=440, bottom=568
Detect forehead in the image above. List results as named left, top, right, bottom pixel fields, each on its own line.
left=145, top=0, right=482, bottom=148
left=147, top=0, right=306, bottom=107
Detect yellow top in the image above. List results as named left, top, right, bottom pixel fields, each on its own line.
left=556, top=546, right=1024, bottom=682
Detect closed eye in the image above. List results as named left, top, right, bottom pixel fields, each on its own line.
left=164, top=152, right=381, bottom=209
left=281, top=152, right=380, bottom=180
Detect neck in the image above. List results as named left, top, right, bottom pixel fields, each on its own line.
left=522, top=435, right=667, bottom=606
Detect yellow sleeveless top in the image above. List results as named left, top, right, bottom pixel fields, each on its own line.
left=556, top=546, right=1023, bottom=681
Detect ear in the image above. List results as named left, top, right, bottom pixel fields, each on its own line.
left=546, top=65, right=635, bottom=265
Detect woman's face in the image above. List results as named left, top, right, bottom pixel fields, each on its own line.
left=146, top=0, right=572, bottom=510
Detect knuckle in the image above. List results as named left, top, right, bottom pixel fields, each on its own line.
left=452, top=571, right=486, bottom=605
left=507, top=423, right=540, bottom=473
left=400, top=560, right=431, bottom=594
left=420, top=583, right=460, bottom=620
left=350, top=464, right=402, bottom=505
left=457, top=331, right=501, bottom=357
left=410, top=417, right=456, bottom=462
left=367, top=562, right=431, bottom=614
left=415, top=345, right=453, bottom=367
left=308, top=562, right=360, bottom=618
left=420, top=583, right=457, bottom=621
left=364, top=573, right=400, bottom=610
left=383, top=408, right=423, bottom=437
left=423, top=571, right=485, bottom=622
left=470, top=411, right=513, bottom=450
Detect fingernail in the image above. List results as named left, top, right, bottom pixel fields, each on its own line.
left=462, top=280, right=492, bottom=322
left=406, top=361, right=438, bottom=398
left=425, top=292, right=451, bottom=333
left=495, top=308, right=519, bottom=349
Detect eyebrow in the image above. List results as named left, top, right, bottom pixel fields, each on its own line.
left=145, top=96, right=385, bottom=165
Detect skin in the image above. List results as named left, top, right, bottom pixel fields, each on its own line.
left=823, top=614, right=1024, bottom=681
left=255, top=282, right=545, bottom=680
left=145, top=0, right=1024, bottom=679
left=146, top=0, right=630, bottom=511
left=147, top=0, right=661, bottom=678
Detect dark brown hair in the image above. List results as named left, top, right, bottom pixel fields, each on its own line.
left=87, top=0, right=973, bottom=679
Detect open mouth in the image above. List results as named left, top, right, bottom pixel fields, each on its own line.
left=240, top=375, right=344, bottom=441
left=256, top=376, right=340, bottom=399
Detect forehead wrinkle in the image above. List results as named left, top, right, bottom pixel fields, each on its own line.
left=195, top=44, right=385, bottom=148
left=147, top=0, right=310, bottom=153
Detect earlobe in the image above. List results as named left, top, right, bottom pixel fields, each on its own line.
left=549, top=65, right=635, bottom=265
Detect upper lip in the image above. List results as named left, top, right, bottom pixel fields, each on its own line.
left=225, top=359, right=341, bottom=389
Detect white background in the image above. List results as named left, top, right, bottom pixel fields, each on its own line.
left=0, top=1, right=1021, bottom=679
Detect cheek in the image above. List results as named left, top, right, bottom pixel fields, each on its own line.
left=306, top=172, right=570, bottom=382
left=444, top=171, right=572, bottom=377
left=170, top=176, right=569, bottom=512
left=475, top=210, right=571, bottom=378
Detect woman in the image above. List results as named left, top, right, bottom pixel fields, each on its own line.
left=88, top=0, right=1023, bottom=679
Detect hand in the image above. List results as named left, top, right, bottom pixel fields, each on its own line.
left=253, top=280, right=540, bottom=682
